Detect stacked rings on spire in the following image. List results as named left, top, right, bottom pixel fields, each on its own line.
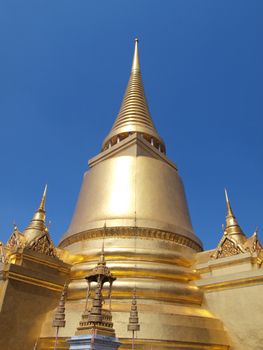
left=102, top=39, right=165, bottom=153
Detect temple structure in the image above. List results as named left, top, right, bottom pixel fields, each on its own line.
left=0, top=39, right=262, bottom=350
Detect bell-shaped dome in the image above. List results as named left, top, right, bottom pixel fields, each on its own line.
left=59, top=40, right=202, bottom=251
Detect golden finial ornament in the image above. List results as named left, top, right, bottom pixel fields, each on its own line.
left=223, top=189, right=245, bottom=238
left=39, top=184, right=47, bottom=211
left=224, top=188, right=234, bottom=218
left=23, top=185, right=56, bottom=257
left=131, top=38, right=140, bottom=72
left=76, top=242, right=116, bottom=337
left=102, top=38, right=165, bottom=153
left=52, top=283, right=68, bottom=350
left=23, top=185, right=48, bottom=243
left=128, top=288, right=140, bottom=350
left=212, top=189, right=248, bottom=259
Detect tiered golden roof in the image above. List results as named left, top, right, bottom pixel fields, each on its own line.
left=103, top=39, right=165, bottom=153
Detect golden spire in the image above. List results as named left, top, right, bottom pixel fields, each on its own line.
left=128, top=289, right=140, bottom=332
left=39, top=184, right=47, bottom=211
left=53, top=283, right=68, bottom=350
left=24, top=185, right=48, bottom=244
left=224, top=188, right=234, bottom=218
left=128, top=288, right=140, bottom=350
left=102, top=38, right=165, bottom=152
left=212, top=190, right=257, bottom=259
left=224, top=189, right=245, bottom=240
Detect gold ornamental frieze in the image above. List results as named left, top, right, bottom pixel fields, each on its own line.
left=59, top=226, right=202, bottom=252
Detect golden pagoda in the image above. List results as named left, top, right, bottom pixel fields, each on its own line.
left=0, top=39, right=263, bottom=350
left=53, top=38, right=229, bottom=349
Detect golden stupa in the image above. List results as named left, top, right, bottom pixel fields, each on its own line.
left=0, top=39, right=263, bottom=350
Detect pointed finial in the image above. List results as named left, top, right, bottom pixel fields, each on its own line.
left=99, top=225, right=106, bottom=264
left=222, top=188, right=245, bottom=239
left=102, top=39, right=165, bottom=153
left=23, top=185, right=49, bottom=244
left=13, top=220, right=18, bottom=231
left=39, top=184, right=48, bottom=211
left=131, top=38, right=140, bottom=72
left=101, top=237, right=105, bottom=256
left=224, top=188, right=234, bottom=217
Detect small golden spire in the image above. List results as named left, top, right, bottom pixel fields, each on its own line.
left=102, top=39, right=165, bottom=152
left=128, top=288, right=140, bottom=350
left=53, top=283, right=68, bottom=350
left=223, top=189, right=245, bottom=240
left=99, top=237, right=106, bottom=265
left=24, top=186, right=48, bottom=244
left=224, top=188, right=234, bottom=218
left=39, top=184, right=47, bottom=211
left=128, top=288, right=140, bottom=332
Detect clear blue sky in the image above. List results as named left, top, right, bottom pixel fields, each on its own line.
left=0, top=1, right=262, bottom=249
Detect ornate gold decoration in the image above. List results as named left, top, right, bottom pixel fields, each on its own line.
left=2, top=187, right=58, bottom=264
left=35, top=40, right=230, bottom=350
left=28, top=232, right=56, bottom=257
left=6, top=223, right=25, bottom=252
left=76, top=245, right=116, bottom=337
left=19, top=185, right=58, bottom=258
left=212, top=190, right=263, bottom=260
left=60, top=226, right=202, bottom=252
left=0, top=241, right=7, bottom=263
left=102, top=38, right=165, bottom=153
left=215, top=238, right=243, bottom=258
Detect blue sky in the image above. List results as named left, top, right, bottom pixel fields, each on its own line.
left=0, top=1, right=262, bottom=249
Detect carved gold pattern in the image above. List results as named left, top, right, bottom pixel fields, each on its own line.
left=6, top=225, right=25, bottom=252
left=216, top=238, right=242, bottom=258
left=59, top=227, right=202, bottom=252
left=28, top=233, right=57, bottom=258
